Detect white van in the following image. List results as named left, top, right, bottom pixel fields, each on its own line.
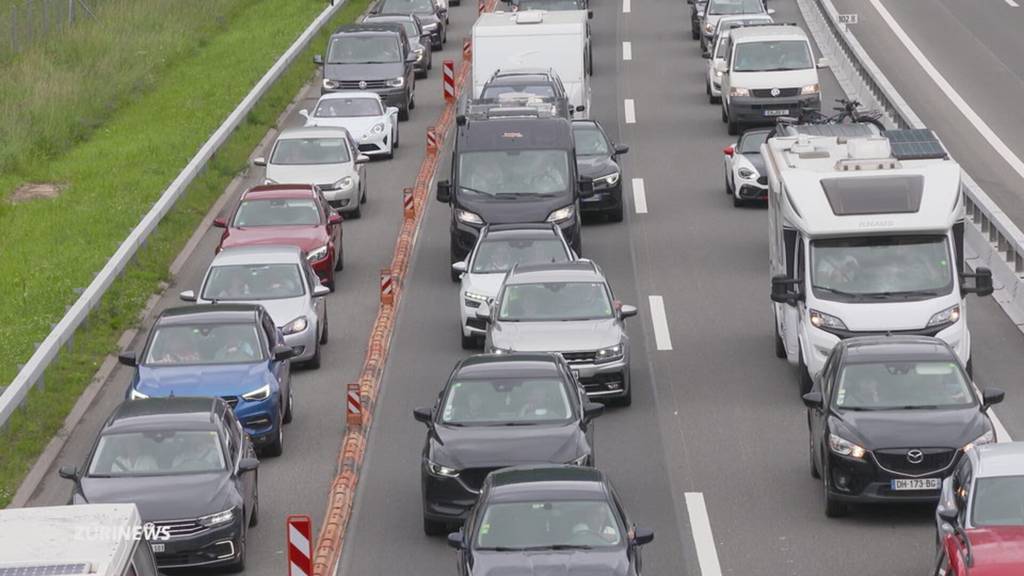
left=718, top=23, right=827, bottom=135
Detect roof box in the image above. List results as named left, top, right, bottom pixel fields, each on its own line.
left=514, top=10, right=545, bottom=24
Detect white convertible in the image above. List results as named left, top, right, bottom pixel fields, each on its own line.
left=300, top=92, right=400, bottom=159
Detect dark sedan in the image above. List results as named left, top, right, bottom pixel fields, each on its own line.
left=803, top=336, right=1005, bottom=517
left=59, top=397, right=259, bottom=570
left=414, top=353, right=604, bottom=535
left=572, top=120, right=629, bottom=222
left=447, top=465, right=654, bottom=576
left=370, top=0, right=446, bottom=49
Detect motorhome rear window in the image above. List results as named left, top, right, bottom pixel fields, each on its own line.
left=820, top=175, right=923, bottom=216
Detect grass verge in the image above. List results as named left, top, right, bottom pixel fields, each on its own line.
left=0, top=0, right=371, bottom=508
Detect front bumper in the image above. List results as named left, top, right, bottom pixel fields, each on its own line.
left=728, top=93, right=821, bottom=125
left=709, top=72, right=722, bottom=97
left=733, top=176, right=767, bottom=200
left=354, top=129, right=393, bottom=157
left=310, top=253, right=334, bottom=284
left=283, top=323, right=318, bottom=362
left=231, top=395, right=282, bottom=446
left=152, top=518, right=243, bottom=569
left=569, top=358, right=629, bottom=400
left=321, top=183, right=360, bottom=213
left=460, top=294, right=490, bottom=337
left=580, top=182, right=623, bottom=214
left=422, top=467, right=479, bottom=522
left=825, top=451, right=954, bottom=504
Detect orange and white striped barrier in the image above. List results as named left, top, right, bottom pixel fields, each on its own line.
left=346, top=383, right=362, bottom=427
left=443, top=60, right=455, bottom=103
left=287, top=514, right=313, bottom=576
left=463, top=37, right=472, bottom=61
left=426, top=127, right=440, bottom=155
left=403, top=187, right=415, bottom=220
left=478, top=0, right=485, bottom=13
left=379, top=268, right=394, bottom=306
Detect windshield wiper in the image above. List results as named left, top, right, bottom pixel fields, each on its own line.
left=476, top=546, right=528, bottom=551
left=494, top=192, right=546, bottom=199
left=814, top=286, right=862, bottom=298
left=862, top=289, right=941, bottom=299
left=459, top=185, right=494, bottom=197
left=521, top=544, right=594, bottom=551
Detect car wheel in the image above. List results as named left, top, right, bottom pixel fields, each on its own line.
left=710, top=92, right=720, bottom=104
left=450, top=245, right=462, bottom=283
left=349, top=203, right=362, bottom=219
left=607, top=193, right=624, bottom=223
left=307, top=340, right=322, bottom=370
left=410, top=93, right=416, bottom=110
left=727, top=116, right=739, bottom=136
left=395, top=125, right=400, bottom=148
left=461, top=332, right=482, bottom=350
left=798, top=345, right=813, bottom=395
left=691, top=23, right=699, bottom=40
left=264, top=422, right=284, bottom=458
left=320, top=314, right=329, bottom=345
left=360, top=181, right=367, bottom=204
left=226, top=528, right=247, bottom=572
left=705, top=79, right=711, bottom=96
left=428, top=54, right=433, bottom=70
left=334, top=244, right=344, bottom=271
left=283, top=389, right=294, bottom=424
left=824, top=478, right=848, bottom=518
left=424, top=516, right=448, bottom=536
left=399, top=101, right=410, bottom=121
left=774, top=310, right=786, bottom=359
left=721, top=105, right=728, bottom=123
left=249, top=474, right=260, bottom=527
left=733, top=194, right=744, bottom=207
left=809, top=428, right=820, bottom=479
left=725, top=167, right=734, bottom=196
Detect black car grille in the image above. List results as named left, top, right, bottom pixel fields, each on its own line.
left=561, top=351, right=596, bottom=364
left=467, top=317, right=487, bottom=331
left=579, top=372, right=625, bottom=394
left=751, top=88, right=801, bottom=98
left=461, top=467, right=502, bottom=491
left=872, top=448, right=957, bottom=477
left=151, top=518, right=208, bottom=538
left=336, top=79, right=389, bottom=90
left=221, top=395, right=239, bottom=408
left=827, top=325, right=946, bottom=340
left=464, top=299, right=481, bottom=309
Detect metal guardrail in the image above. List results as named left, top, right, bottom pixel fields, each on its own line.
left=0, top=0, right=350, bottom=429
left=797, top=0, right=1024, bottom=329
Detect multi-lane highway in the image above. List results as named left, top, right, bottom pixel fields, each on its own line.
left=18, top=0, right=1024, bottom=574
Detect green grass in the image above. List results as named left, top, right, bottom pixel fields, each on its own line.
left=0, top=0, right=372, bottom=508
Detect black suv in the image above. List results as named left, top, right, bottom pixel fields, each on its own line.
left=436, top=106, right=593, bottom=280
left=315, top=23, right=418, bottom=120
left=479, top=69, right=583, bottom=120
left=369, top=0, right=447, bottom=49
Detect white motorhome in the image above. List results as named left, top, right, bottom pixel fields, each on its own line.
left=763, top=127, right=993, bottom=392
left=0, top=503, right=161, bottom=575
left=471, top=10, right=591, bottom=118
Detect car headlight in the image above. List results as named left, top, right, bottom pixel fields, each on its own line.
left=704, top=22, right=715, bottom=33
left=386, top=76, right=405, bottom=88
left=371, top=122, right=386, bottom=134
left=323, top=78, right=339, bottom=90
left=456, top=208, right=484, bottom=225
left=329, top=176, right=353, bottom=191
left=594, top=344, right=624, bottom=364
left=241, top=384, right=271, bottom=401
left=426, top=460, right=459, bottom=477
left=927, top=304, right=961, bottom=328
left=546, top=205, right=575, bottom=223
left=594, top=171, right=620, bottom=187
left=307, top=244, right=329, bottom=262
left=464, top=291, right=489, bottom=303
left=828, top=433, right=866, bottom=459
left=129, top=389, right=149, bottom=400
left=197, top=508, right=236, bottom=527
left=809, top=309, right=848, bottom=331
left=415, top=46, right=425, bottom=57
left=737, top=167, right=757, bottom=180
left=801, top=83, right=820, bottom=95
left=964, top=429, right=995, bottom=452
left=282, top=316, right=309, bottom=336
left=567, top=454, right=589, bottom=466
left=714, top=69, right=723, bottom=79
left=730, top=87, right=750, bottom=97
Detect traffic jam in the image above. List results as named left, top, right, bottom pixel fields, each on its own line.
left=6, top=0, right=1024, bottom=574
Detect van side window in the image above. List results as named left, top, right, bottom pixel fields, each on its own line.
left=783, top=228, right=798, bottom=278
left=795, top=235, right=805, bottom=280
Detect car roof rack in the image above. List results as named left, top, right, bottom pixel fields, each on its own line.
left=465, top=96, right=558, bottom=119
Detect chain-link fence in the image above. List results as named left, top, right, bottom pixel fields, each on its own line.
left=1, top=0, right=98, bottom=60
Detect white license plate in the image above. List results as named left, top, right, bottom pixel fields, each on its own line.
left=764, top=109, right=789, bottom=117
left=891, top=478, right=940, bottom=491
left=151, top=543, right=165, bottom=553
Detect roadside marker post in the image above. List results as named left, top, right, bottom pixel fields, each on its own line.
left=380, top=268, right=394, bottom=306
left=426, top=127, right=440, bottom=155
left=403, top=187, right=415, bottom=220
left=346, top=383, right=363, bottom=427
left=287, top=514, right=313, bottom=576
left=443, top=60, right=456, bottom=103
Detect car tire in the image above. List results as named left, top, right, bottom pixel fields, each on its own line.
left=727, top=116, right=739, bottom=136
left=710, top=92, right=720, bottom=104
left=798, top=346, right=813, bottom=395
left=725, top=167, right=734, bottom=196
left=320, top=314, right=329, bottom=345
left=334, top=244, right=344, bottom=271
left=774, top=312, right=786, bottom=359
left=824, top=490, right=848, bottom=518
left=226, top=528, right=247, bottom=572
left=607, top=195, right=624, bottom=223
left=307, top=341, right=322, bottom=370
left=616, top=386, right=632, bottom=407
left=721, top=105, right=728, bottom=123
left=424, top=516, right=448, bottom=536
left=809, top=428, right=820, bottom=479
left=399, top=101, right=410, bottom=121
left=691, top=23, right=700, bottom=40
left=450, top=245, right=462, bottom=283
left=733, top=194, right=744, bottom=207
left=410, top=93, right=416, bottom=110
left=249, top=474, right=260, bottom=527
left=461, top=332, right=482, bottom=350
left=395, top=125, right=401, bottom=148
left=283, top=389, right=294, bottom=424
left=349, top=202, right=362, bottom=219
left=264, top=423, right=284, bottom=457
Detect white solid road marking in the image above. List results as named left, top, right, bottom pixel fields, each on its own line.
left=685, top=492, right=724, bottom=576
left=622, top=0, right=630, bottom=13
left=623, top=41, right=632, bottom=61
left=648, top=295, right=673, bottom=351
left=631, top=178, right=648, bottom=214
left=1005, top=0, right=1019, bottom=7
left=624, top=99, right=636, bottom=124
left=868, top=0, right=1024, bottom=183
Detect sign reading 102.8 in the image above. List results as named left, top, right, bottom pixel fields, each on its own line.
left=837, top=13, right=859, bottom=24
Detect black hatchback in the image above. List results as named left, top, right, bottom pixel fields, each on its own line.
left=59, top=397, right=260, bottom=570
left=414, top=353, right=604, bottom=535
left=447, top=465, right=654, bottom=576
left=803, top=336, right=1005, bottom=517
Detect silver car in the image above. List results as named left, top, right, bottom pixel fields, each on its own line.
left=705, top=14, right=773, bottom=103
left=180, top=245, right=331, bottom=368
left=475, top=260, right=638, bottom=406
left=254, top=126, right=370, bottom=218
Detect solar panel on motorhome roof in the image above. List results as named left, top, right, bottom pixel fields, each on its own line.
left=820, top=174, right=924, bottom=216
left=0, top=565, right=91, bottom=576
left=883, top=129, right=948, bottom=161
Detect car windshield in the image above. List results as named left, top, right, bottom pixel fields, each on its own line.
left=733, top=40, right=813, bottom=72
left=458, top=150, right=570, bottom=196
left=88, top=431, right=226, bottom=477
left=811, top=235, right=953, bottom=300
left=144, top=324, right=264, bottom=365
left=270, top=138, right=351, bottom=165
left=233, top=198, right=321, bottom=227
left=380, top=0, right=434, bottom=14
left=738, top=130, right=769, bottom=153
left=315, top=98, right=383, bottom=118
left=573, top=125, right=609, bottom=156
left=475, top=500, right=623, bottom=549
left=328, top=36, right=402, bottom=64
left=441, top=377, right=572, bottom=425
left=972, top=476, right=1024, bottom=527
left=515, top=0, right=582, bottom=10
left=833, top=361, right=975, bottom=410
left=708, top=0, right=764, bottom=15
left=472, top=238, right=571, bottom=273
left=499, top=282, right=614, bottom=321
left=202, top=264, right=305, bottom=301
left=481, top=84, right=556, bottom=99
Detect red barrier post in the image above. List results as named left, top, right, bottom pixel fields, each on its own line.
left=287, top=514, right=313, bottom=576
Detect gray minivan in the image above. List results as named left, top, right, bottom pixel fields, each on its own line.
left=315, top=23, right=418, bottom=121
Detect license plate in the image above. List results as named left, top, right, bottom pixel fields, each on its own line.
left=891, top=478, right=940, bottom=491
left=151, top=543, right=165, bottom=553
left=764, top=109, right=789, bottom=117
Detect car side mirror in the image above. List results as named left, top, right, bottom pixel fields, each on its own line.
left=714, top=61, right=728, bottom=74
left=702, top=50, right=711, bottom=59
left=413, top=407, right=433, bottom=424
left=253, top=157, right=267, bottom=167
left=58, top=465, right=78, bottom=480
left=452, top=261, right=468, bottom=274
left=982, top=388, right=1006, bottom=409
left=213, top=217, right=227, bottom=228
left=619, top=304, right=638, bottom=319
left=962, top=267, right=993, bottom=297
left=273, top=345, right=298, bottom=361
left=632, top=527, right=655, bottom=546
left=801, top=391, right=823, bottom=409
left=575, top=105, right=586, bottom=112
left=770, top=275, right=803, bottom=305
left=328, top=212, right=343, bottom=225
left=816, top=56, right=829, bottom=69
left=179, top=290, right=197, bottom=302
left=238, top=458, right=259, bottom=473
left=299, top=109, right=311, bottom=121
left=436, top=180, right=452, bottom=203
left=387, top=106, right=400, bottom=116
left=447, top=530, right=465, bottom=549
left=578, top=177, right=595, bottom=198
left=614, top=144, right=629, bottom=155
left=475, top=303, right=492, bottom=322
left=117, top=351, right=138, bottom=367
left=314, top=54, right=324, bottom=66
left=583, top=402, right=604, bottom=421
left=587, top=9, right=593, bottom=18
left=313, top=284, right=331, bottom=297
left=356, top=154, right=370, bottom=165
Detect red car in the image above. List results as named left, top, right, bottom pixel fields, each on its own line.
left=215, top=184, right=344, bottom=289
left=937, top=527, right=1024, bottom=576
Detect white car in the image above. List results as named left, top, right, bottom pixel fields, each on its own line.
left=300, top=92, right=400, bottom=159
left=254, top=126, right=369, bottom=218
left=722, top=127, right=770, bottom=206
left=452, top=223, right=576, bottom=349
left=705, top=14, right=773, bottom=104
